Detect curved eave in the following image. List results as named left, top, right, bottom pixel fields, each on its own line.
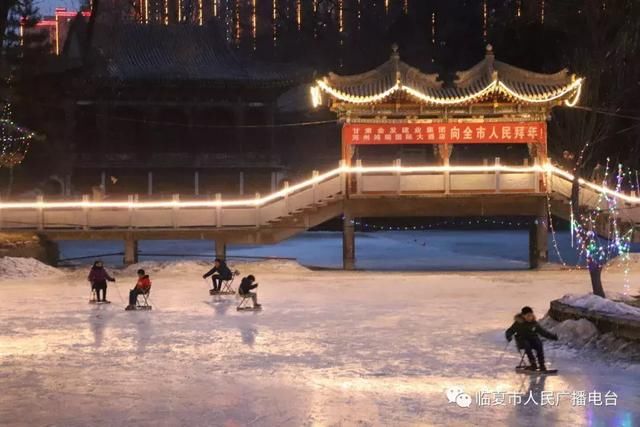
left=310, top=77, right=583, bottom=109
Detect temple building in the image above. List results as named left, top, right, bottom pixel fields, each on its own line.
left=310, top=44, right=582, bottom=168
left=36, top=16, right=311, bottom=198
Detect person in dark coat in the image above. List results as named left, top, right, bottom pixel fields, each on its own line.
left=202, top=258, right=233, bottom=292
left=505, top=306, right=558, bottom=371
left=88, top=260, right=116, bottom=303
left=238, top=275, right=260, bottom=308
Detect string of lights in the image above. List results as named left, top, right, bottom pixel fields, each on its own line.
left=312, top=77, right=584, bottom=107
left=350, top=217, right=533, bottom=231
left=0, top=103, right=35, bottom=168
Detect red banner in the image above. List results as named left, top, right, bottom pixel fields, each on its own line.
left=342, top=122, right=547, bottom=145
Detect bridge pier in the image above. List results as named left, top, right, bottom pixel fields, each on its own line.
left=343, top=212, right=355, bottom=270
left=215, top=240, right=227, bottom=260
left=124, top=236, right=139, bottom=265
left=529, top=204, right=548, bottom=269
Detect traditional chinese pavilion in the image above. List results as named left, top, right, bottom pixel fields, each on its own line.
left=311, top=44, right=583, bottom=166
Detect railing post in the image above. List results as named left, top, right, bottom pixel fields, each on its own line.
left=82, top=194, right=90, bottom=230
left=36, top=195, right=44, bottom=231
left=172, top=194, right=179, bottom=229
left=255, top=192, right=261, bottom=227
left=355, top=159, right=363, bottom=195
left=444, top=157, right=450, bottom=195
left=395, top=158, right=402, bottom=195
left=495, top=157, right=501, bottom=193
left=215, top=193, right=222, bottom=228
left=128, top=195, right=135, bottom=229
left=312, top=170, right=319, bottom=204
left=283, top=181, right=290, bottom=215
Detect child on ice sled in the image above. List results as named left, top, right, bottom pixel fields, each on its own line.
left=505, top=306, right=558, bottom=371
left=238, top=275, right=261, bottom=309
left=126, top=269, right=152, bottom=311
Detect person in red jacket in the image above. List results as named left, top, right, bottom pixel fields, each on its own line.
left=126, top=269, right=152, bottom=310
left=88, top=260, right=116, bottom=303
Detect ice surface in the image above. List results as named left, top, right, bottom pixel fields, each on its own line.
left=1, top=252, right=639, bottom=426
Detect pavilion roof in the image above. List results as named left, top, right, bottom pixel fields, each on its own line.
left=311, top=45, right=583, bottom=109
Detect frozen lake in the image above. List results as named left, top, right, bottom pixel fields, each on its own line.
left=0, top=254, right=639, bottom=426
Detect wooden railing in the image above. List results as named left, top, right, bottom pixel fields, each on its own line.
left=1, top=162, right=638, bottom=232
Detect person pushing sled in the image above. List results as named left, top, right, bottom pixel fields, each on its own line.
left=203, top=258, right=233, bottom=294
left=505, top=306, right=558, bottom=374
left=88, top=260, right=116, bottom=304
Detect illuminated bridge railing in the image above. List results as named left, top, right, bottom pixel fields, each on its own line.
left=1, top=162, right=636, bottom=232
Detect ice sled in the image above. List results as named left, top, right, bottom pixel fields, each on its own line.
left=236, top=292, right=261, bottom=312
left=126, top=290, right=152, bottom=311
left=515, top=366, right=558, bottom=375
left=515, top=349, right=557, bottom=375
left=209, top=270, right=240, bottom=296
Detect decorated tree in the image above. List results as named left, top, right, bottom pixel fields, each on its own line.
left=0, top=102, right=35, bottom=196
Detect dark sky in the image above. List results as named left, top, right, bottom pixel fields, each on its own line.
left=38, top=0, right=79, bottom=16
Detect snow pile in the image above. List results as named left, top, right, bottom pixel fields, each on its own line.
left=558, top=293, right=640, bottom=318
left=0, top=257, right=64, bottom=280
left=549, top=318, right=599, bottom=346
left=541, top=316, right=640, bottom=361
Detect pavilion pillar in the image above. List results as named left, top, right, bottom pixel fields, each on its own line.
left=529, top=200, right=548, bottom=269
left=215, top=240, right=227, bottom=260
left=435, top=144, right=453, bottom=165
left=124, top=235, right=139, bottom=265
left=343, top=210, right=355, bottom=270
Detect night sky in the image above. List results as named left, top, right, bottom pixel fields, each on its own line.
left=38, top=0, right=79, bottom=15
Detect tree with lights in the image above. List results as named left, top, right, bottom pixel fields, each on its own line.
left=544, top=0, right=640, bottom=298
left=0, top=102, right=35, bottom=196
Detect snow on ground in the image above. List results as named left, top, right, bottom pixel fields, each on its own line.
left=0, top=256, right=65, bottom=280
left=557, top=294, right=640, bottom=317
left=1, top=252, right=640, bottom=426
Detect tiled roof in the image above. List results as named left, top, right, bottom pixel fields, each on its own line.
left=89, top=22, right=305, bottom=85
left=313, top=45, right=582, bottom=107
left=321, top=45, right=442, bottom=98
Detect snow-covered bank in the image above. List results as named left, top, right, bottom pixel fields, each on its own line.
left=557, top=293, right=640, bottom=318
left=542, top=317, right=640, bottom=362
left=0, top=256, right=64, bottom=280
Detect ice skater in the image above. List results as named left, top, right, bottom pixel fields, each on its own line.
left=88, top=260, right=116, bottom=303
left=202, top=258, right=232, bottom=293
left=505, top=306, right=558, bottom=372
left=126, top=269, right=152, bottom=311
left=238, top=275, right=261, bottom=309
